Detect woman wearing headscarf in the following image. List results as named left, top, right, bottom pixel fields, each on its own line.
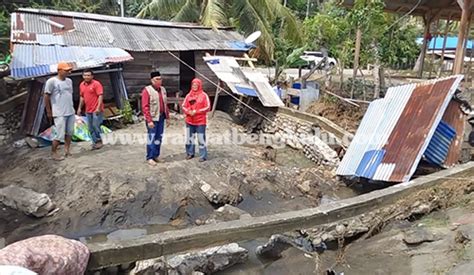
left=182, top=78, right=210, bottom=162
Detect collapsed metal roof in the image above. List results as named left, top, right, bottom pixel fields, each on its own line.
left=203, top=56, right=284, bottom=107
left=337, top=75, right=464, bottom=183
left=11, top=44, right=133, bottom=79
left=9, top=9, right=249, bottom=79
left=11, top=9, right=247, bottom=52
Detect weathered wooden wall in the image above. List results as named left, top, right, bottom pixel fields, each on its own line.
left=123, top=50, right=246, bottom=98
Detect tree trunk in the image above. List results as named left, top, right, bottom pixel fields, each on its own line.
left=417, top=15, right=432, bottom=78
left=351, top=27, right=362, bottom=99
left=306, top=0, right=311, bottom=19
left=339, top=59, right=344, bottom=91
left=280, top=0, right=288, bottom=30
left=372, top=42, right=381, bottom=99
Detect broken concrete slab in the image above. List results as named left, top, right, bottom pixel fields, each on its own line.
left=204, top=204, right=251, bottom=224
left=215, top=204, right=249, bottom=217
left=403, top=228, right=436, bottom=245
left=129, top=257, right=167, bottom=275
left=167, top=243, right=247, bottom=274
left=131, top=243, right=247, bottom=275
left=0, top=185, right=55, bottom=217
left=256, top=234, right=326, bottom=259
left=200, top=181, right=242, bottom=206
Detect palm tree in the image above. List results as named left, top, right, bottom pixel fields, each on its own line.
left=137, top=0, right=303, bottom=61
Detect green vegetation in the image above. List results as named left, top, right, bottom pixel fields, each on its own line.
left=137, top=0, right=303, bottom=61
left=303, top=0, right=421, bottom=70
left=120, top=98, right=134, bottom=124
left=1, top=0, right=422, bottom=73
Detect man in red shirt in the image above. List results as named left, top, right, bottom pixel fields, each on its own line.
left=77, top=69, right=104, bottom=149
left=141, top=71, right=170, bottom=166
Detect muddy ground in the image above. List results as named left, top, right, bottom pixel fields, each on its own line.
left=306, top=99, right=366, bottom=134
left=0, top=111, right=355, bottom=245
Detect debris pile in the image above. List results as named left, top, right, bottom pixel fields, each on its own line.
left=131, top=243, right=248, bottom=275
left=257, top=177, right=473, bottom=257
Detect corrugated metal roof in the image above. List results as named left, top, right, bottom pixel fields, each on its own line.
left=424, top=120, right=456, bottom=166
left=11, top=10, right=248, bottom=52
left=337, top=84, right=415, bottom=177
left=337, top=75, right=464, bottom=183
left=17, top=8, right=223, bottom=29
left=203, top=56, right=284, bottom=107
left=10, top=44, right=133, bottom=78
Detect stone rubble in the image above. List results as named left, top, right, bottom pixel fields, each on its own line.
left=130, top=243, right=248, bottom=275
left=0, top=105, right=23, bottom=146
left=0, top=185, right=55, bottom=218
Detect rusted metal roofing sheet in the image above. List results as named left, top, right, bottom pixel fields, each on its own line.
left=203, top=56, right=284, bottom=107
left=11, top=10, right=247, bottom=52
left=441, top=100, right=467, bottom=167
left=337, top=75, right=464, bottom=183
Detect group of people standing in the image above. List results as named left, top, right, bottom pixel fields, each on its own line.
left=141, top=71, right=210, bottom=166
left=44, top=63, right=210, bottom=165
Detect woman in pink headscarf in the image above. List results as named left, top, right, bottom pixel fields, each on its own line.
left=182, top=78, right=211, bottom=161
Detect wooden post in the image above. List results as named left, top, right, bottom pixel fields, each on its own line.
left=438, top=16, right=453, bottom=77
left=462, top=12, right=472, bottom=75
left=210, top=81, right=221, bottom=118
left=429, top=19, right=440, bottom=79
left=454, top=0, right=472, bottom=74
left=351, top=27, right=362, bottom=98
left=418, top=15, right=432, bottom=78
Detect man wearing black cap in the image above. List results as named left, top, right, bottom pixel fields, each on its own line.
left=141, top=71, right=170, bottom=166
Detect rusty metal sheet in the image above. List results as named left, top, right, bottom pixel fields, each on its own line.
left=442, top=100, right=467, bottom=167
left=337, top=75, right=464, bottom=183
left=382, top=78, right=457, bottom=182
left=49, top=16, right=75, bottom=33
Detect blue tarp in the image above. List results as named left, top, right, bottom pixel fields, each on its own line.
left=417, top=36, right=474, bottom=50
left=235, top=85, right=258, bottom=97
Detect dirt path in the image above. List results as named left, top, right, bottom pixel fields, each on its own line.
left=0, top=113, right=354, bottom=245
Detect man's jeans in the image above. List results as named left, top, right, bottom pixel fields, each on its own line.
left=86, top=112, right=103, bottom=144
left=185, top=124, right=207, bottom=160
left=146, top=115, right=165, bottom=160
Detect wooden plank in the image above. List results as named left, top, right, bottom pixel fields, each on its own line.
left=86, top=162, right=474, bottom=270
left=419, top=15, right=432, bottom=78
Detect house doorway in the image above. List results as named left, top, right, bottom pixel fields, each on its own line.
left=179, top=51, right=195, bottom=95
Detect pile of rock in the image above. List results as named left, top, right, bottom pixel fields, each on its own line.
left=0, top=105, right=23, bottom=145
left=260, top=113, right=340, bottom=166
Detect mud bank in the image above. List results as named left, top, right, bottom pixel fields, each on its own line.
left=0, top=113, right=355, bottom=245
